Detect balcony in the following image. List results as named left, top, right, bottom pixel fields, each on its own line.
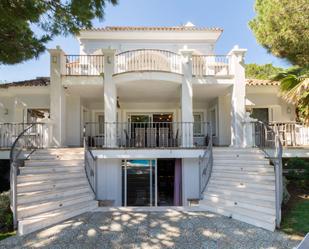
left=84, top=122, right=211, bottom=149
left=64, top=49, right=231, bottom=77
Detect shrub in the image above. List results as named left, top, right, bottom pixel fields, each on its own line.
left=0, top=192, right=13, bottom=233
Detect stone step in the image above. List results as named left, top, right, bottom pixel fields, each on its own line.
left=200, top=201, right=275, bottom=231
left=208, top=178, right=275, bottom=192
left=205, top=186, right=275, bottom=202
left=210, top=176, right=275, bottom=187
left=17, top=178, right=88, bottom=193
left=212, top=154, right=267, bottom=160
left=20, top=165, right=83, bottom=175
left=25, top=159, right=83, bottom=167
left=18, top=200, right=98, bottom=235
left=203, top=193, right=275, bottom=215
left=213, top=148, right=264, bottom=153
left=18, top=186, right=91, bottom=205
left=212, top=167, right=274, bottom=174
left=18, top=193, right=94, bottom=219
left=213, top=159, right=270, bottom=165
left=211, top=171, right=275, bottom=181
left=17, top=172, right=85, bottom=183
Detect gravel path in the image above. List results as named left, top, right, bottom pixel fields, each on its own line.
left=0, top=211, right=302, bottom=249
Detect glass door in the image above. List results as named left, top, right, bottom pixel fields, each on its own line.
left=122, top=159, right=156, bottom=206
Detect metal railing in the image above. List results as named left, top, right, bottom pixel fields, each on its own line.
left=269, top=122, right=309, bottom=147
left=65, top=55, right=104, bottom=76
left=199, top=125, right=213, bottom=198
left=114, top=49, right=182, bottom=74
left=84, top=133, right=97, bottom=197
left=84, top=122, right=210, bottom=149
left=253, top=121, right=283, bottom=228
left=192, top=55, right=230, bottom=76
left=10, top=123, right=47, bottom=228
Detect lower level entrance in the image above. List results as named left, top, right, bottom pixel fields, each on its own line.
left=122, top=159, right=182, bottom=206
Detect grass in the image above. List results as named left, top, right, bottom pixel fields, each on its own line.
left=0, top=231, right=16, bottom=241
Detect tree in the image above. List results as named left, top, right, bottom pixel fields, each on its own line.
left=249, top=0, right=309, bottom=67
left=245, top=63, right=283, bottom=80
left=273, top=67, right=309, bottom=123
left=0, top=0, right=117, bottom=65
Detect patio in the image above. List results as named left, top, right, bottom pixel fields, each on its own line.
left=0, top=211, right=301, bottom=249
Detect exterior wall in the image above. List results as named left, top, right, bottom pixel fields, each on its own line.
left=182, top=158, right=200, bottom=206
left=96, top=158, right=122, bottom=206
left=66, top=95, right=81, bottom=146
left=80, top=39, right=215, bottom=55
left=246, top=86, right=296, bottom=122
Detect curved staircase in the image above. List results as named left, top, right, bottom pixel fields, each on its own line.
left=17, top=148, right=98, bottom=235
left=200, top=147, right=276, bottom=231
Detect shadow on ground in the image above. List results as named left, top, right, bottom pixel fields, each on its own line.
left=0, top=211, right=302, bottom=249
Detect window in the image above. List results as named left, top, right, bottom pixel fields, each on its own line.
left=193, top=113, right=203, bottom=136
left=98, top=114, right=104, bottom=134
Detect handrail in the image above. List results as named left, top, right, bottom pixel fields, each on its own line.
left=199, top=123, right=213, bottom=198
left=253, top=121, right=283, bottom=228
left=10, top=123, right=46, bottom=229
left=115, top=48, right=180, bottom=56
left=83, top=126, right=97, bottom=197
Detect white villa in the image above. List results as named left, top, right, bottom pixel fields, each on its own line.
left=0, top=23, right=308, bottom=235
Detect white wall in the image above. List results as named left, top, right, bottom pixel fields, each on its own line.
left=246, top=86, right=296, bottom=122
left=182, top=158, right=200, bottom=206
left=96, top=158, right=122, bottom=206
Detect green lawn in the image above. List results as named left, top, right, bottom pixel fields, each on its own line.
left=281, top=198, right=309, bottom=236
left=0, top=231, right=16, bottom=241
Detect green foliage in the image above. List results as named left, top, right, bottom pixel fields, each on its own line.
left=273, top=67, right=309, bottom=122
left=245, top=63, right=283, bottom=79
left=0, top=192, right=13, bottom=233
left=281, top=199, right=309, bottom=236
left=0, top=0, right=118, bottom=64
left=249, top=0, right=309, bottom=67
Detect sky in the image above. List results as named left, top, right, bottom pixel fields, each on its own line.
left=0, top=0, right=291, bottom=83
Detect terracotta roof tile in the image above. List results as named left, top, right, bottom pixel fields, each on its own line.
left=246, top=79, right=280, bottom=86
left=83, top=25, right=223, bottom=32
left=0, top=77, right=50, bottom=88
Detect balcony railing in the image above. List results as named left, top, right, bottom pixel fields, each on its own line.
left=84, top=122, right=211, bottom=149
left=0, top=123, right=48, bottom=149
left=114, top=49, right=182, bottom=74
left=269, top=122, right=309, bottom=147
left=192, top=55, right=230, bottom=76
left=64, top=55, right=104, bottom=76
left=64, top=50, right=231, bottom=76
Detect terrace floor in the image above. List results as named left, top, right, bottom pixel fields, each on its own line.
left=0, top=211, right=302, bottom=249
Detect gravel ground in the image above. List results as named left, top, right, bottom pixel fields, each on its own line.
left=0, top=211, right=302, bottom=249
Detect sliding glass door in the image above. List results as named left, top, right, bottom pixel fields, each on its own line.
left=122, top=160, right=156, bottom=206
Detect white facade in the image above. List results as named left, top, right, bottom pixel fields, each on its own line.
left=0, top=24, right=304, bottom=209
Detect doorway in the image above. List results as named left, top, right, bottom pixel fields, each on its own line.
left=251, top=108, right=269, bottom=124
left=157, top=159, right=175, bottom=206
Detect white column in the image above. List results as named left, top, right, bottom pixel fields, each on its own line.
left=243, top=112, right=257, bottom=147
left=180, top=49, right=194, bottom=147
left=228, top=45, right=247, bottom=147
left=48, top=46, right=66, bottom=147
left=102, top=49, right=117, bottom=147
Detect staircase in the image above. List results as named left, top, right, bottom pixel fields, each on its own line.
left=16, top=148, right=98, bottom=235
left=200, top=147, right=276, bottom=231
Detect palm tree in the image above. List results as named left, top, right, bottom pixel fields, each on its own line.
left=273, top=67, right=309, bottom=123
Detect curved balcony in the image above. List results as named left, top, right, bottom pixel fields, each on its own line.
left=114, top=49, right=181, bottom=74
left=63, top=50, right=231, bottom=77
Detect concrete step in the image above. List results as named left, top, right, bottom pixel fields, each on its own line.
left=208, top=179, right=275, bottom=191
left=212, top=154, right=267, bottom=160
left=17, top=172, right=85, bottom=183
left=18, top=186, right=91, bottom=205
left=200, top=201, right=275, bottom=231
left=17, top=178, right=88, bottom=193
left=205, top=186, right=275, bottom=202
left=20, top=165, right=83, bottom=175
left=209, top=177, right=275, bottom=188
left=211, top=172, right=275, bottom=181
left=213, top=148, right=264, bottom=154
left=25, top=159, right=83, bottom=167
left=18, top=193, right=94, bottom=219
left=203, top=193, right=275, bottom=215
left=213, top=159, right=270, bottom=165
left=18, top=200, right=98, bottom=235
left=212, top=166, right=274, bottom=176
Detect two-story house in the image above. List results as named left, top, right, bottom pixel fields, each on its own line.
left=0, top=23, right=308, bottom=235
